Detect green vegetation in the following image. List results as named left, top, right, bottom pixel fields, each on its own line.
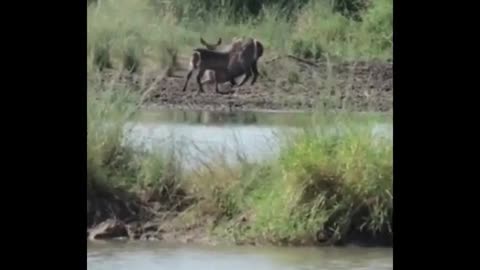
left=87, top=0, right=393, bottom=246
left=88, top=0, right=392, bottom=73
left=185, top=115, right=392, bottom=245
left=87, top=83, right=392, bottom=245
left=87, top=83, right=187, bottom=226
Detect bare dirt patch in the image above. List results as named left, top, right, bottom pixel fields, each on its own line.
left=100, top=58, right=392, bottom=112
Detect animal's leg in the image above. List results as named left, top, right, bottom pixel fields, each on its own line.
left=237, top=69, right=252, bottom=87
left=196, top=69, right=206, bottom=93
left=250, top=61, right=259, bottom=86
left=182, top=70, right=193, bottom=92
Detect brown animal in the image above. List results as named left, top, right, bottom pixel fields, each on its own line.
left=182, top=37, right=264, bottom=93
left=199, top=37, right=264, bottom=87
left=199, top=37, right=242, bottom=86
left=228, top=37, right=264, bottom=87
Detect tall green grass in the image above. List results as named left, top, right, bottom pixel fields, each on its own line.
left=87, top=85, right=137, bottom=187
left=182, top=115, right=392, bottom=245
left=87, top=83, right=185, bottom=212
left=265, top=122, right=392, bottom=244
left=88, top=0, right=392, bottom=72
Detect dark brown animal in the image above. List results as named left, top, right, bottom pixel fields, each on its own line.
left=182, top=37, right=264, bottom=93
left=227, top=37, right=264, bottom=87
left=198, top=37, right=242, bottom=86
left=200, top=37, right=264, bottom=87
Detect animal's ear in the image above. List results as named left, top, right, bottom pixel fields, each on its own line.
left=216, top=38, right=222, bottom=46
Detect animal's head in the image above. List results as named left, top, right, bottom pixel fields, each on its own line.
left=200, top=37, right=222, bottom=50
left=230, top=37, right=244, bottom=51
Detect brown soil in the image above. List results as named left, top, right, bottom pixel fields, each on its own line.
left=87, top=199, right=219, bottom=244
left=100, top=57, right=392, bottom=112
left=87, top=179, right=216, bottom=244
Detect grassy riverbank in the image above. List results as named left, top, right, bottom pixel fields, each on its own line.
left=87, top=0, right=393, bottom=112
left=87, top=0, right=393, bottom=245
left=87, top=87, right=392, bottom=246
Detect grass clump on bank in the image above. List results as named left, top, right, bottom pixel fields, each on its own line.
left=182, top=116, right=392, bottom=246
left=87, top=83, right=187, bottom=227
left=265, top=123, right=392, bottom=245
left=291, top=0, right=392, bottom=60
left=88, top=0, right=392, bottom=73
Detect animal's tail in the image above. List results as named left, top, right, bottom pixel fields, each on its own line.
left=253, top=39, right=264, bottom=60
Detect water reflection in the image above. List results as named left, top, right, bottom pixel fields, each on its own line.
left=139, top=109, right=262, bottom=125
left=121, top=109, right=392, bottom=170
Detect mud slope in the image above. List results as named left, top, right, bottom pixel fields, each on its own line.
left=102, top=58, right=393, bottom=112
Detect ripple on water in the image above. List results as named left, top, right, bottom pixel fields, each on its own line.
left=87, top=242, right=392, bottom=270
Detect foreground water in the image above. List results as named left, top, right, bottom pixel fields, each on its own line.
left=87, top=241, right=392, bottom=270
left=123, top=109, right=392, bottom=169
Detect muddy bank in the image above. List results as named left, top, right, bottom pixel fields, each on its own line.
left=87, top=186, right=392, bottom=247
left=99, top=58, right=392, bottom=112
left=87, top=187, right=219, bottom=245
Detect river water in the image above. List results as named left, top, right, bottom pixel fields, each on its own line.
left=122, top=109, right=392, bottom=169
left=87, top=241, right=392, bottom=270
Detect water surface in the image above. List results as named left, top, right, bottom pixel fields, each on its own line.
left=88, top=241, right=393, bottom=270
left=122, top=109, right=392, bottom=169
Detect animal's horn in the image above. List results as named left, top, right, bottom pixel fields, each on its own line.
left=216, top=38, right=222, bottom=46
left=200, top=37, right=208, bottom=46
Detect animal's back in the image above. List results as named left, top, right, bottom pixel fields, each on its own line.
left=193, top=48, right=223, bottom=59
left=193, top=48, right=229, bottom=68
